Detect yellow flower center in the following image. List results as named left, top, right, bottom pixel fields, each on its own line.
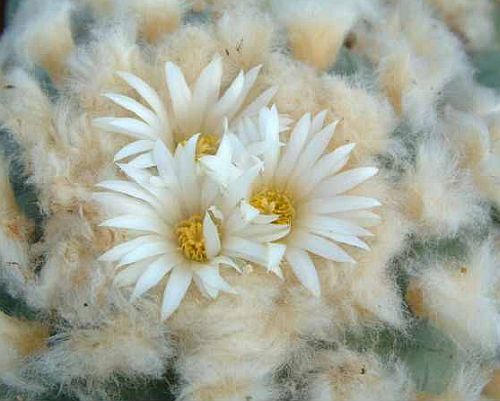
left=196, top=134, right=220, bottom=157
left=180, top=134, right=220, bottom=159
left=250, top=187, right=295, bottom=225
left=175, top=215, right=208, bottom=262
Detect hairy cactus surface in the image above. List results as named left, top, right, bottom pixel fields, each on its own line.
left=0, top=1, right=499, bottom=400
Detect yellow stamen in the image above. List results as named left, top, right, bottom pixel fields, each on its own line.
left=250, top=187, right=295, bottom=225
left=196, top=134, right=220, bottom=157
left=175, top=215, right=207, bottom=262
left=180, top=134, right=220, bottom=159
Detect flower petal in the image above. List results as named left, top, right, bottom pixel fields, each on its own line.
left=96, top=180, right=160, bottom=208
left=222, top=162, right=261, bottom=210
left=165, top=62, right=192, bottom=129
left=176, top=135, right=200, bottom=214
left=153, top=140, right=179, bottom=188
left=203, top=212, right=221, bottom=259
left=99, top=235, right=159, bottom=262
left=236, top=86, right=277, bottom=122
left=285, top=247, right=321, bottom=297
left=335, top=210, right=381, bottom=228
left=239, top=222, right=289, bottom=242
left=114, top=140, right=155, bottom=162
left=103, top=93, right=159, bottom=127
left=267, top=243, right=286, bottom=271
left=289, top=231, right=355, bottom=263
left=206, top=70, right=245, bottom=132
left=131, top=254, right=183, bottom=300
left=114, top=262, right=150, bottom=287
left=93, top=117, right=158, bottom=140
left=127, top=152, right=156, bottom=168
left=223, top=236, right=268, bottom=266
left=296, top=214, right=372, bottom=237
left=289, top=120, right=339, bottom=185
left=117, top=71, right=168, bottom=121
left=275, top=112, right=311, bottom=182
left=92, top=192, right=157, bottom=217
left=211, top=255, right=242, bottom=272
left=313, top=231, right=370, bottom=251
left=315, top=167, right=379, bottom=197
left=161, top=265, right=193, bottom=320
left=260, top=106, right=281, bottom=180
left=100, top=215, right=168, bottom=234
left=195, top=266, right=236, bottom=299
left=297, top=143, right=356, bottom=198
left=117, top=242, right=176, bottom=267
left=193, top=57, right=223, bottom=131
left=311, top=110, right=328, bottom=134
left=299, top=196, right=381, bottom=215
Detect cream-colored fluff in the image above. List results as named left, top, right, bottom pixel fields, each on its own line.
left=426, top=0, right=495, bottom=51
left=6, top=0, right=75, bottom=84
left=0, top=311, right=48, bottom=387
left=401, top=138, right=487, bottom=237
left=0, top=154, right=29, bottom=268
left=308, top=348, right=414, bottom=401
left=483, top=368, right=500, bottom=400
left=319, top=75, right=397, bottom=163
left=215, top=9, right=275, bottom=70
left=407, top=241, right=499, bottom=354
left=443, top=107, right=500, bottom=208
left=113, top=0, right=183, bottom=43
left=272, top=0, right=375, bottom=71
left=357, top=0, right=469, bottom=130
left=0, top=0, right=498, bottom=399
left=170, top=270, right=289, bottom=401
left=416, top=362, right=489, bottom=401
left=21, top=307, right=172, bottom=400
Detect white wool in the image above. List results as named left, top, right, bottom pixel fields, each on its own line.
left=344, top=208, right=408, bottom=328
left=412, top=241, right=500, bottom=354
left=423, top=361, right=489, bottom=401
left=271, top=0, right=376, bottom=70
left=0, top=68, right=54, bottom=152
left=0, top=155, right=29, bottom=271
left=66, top=22, right=143, bottom=113
left=438, top=76, right=500, bottom=118
left=0, top=0, right=498, bottom=399
left=171, top=271, right=291, bottom=401
left=308, top=348, right=414, bottom=401
left=483, top=367, right=500, bottom=400
left=0, top=154, right=30, bottom=299
left=317, top=175, right=410, bottom=329
left=0, top=311, right=48, bottom=389
left=320, top=75, right=397, bottom=162
left=22, top=308, right=172, bottom=400
left=360, top=0, right=470, bottom=130
left=216, top=9, right=275, bottom=69
left=425, top=0, right=495, bottom=51
left=442, top=107, right=500, bottom=207
left=109, top=0, right=183, bottom=43
left=6, top=0, right=75, bottom=82
left=401, top=137, right=487, bottom=237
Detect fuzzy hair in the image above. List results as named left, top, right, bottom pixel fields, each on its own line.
left=308, top=348, right=415, bottom=401
left=400, top=137, right=488, bottom=237
left=0, top=0, right=499, bottom=399
left=272, top=0, right=376, bottom=71
left=407, top=240, right=500, bottom=354
left=425, top=0, right=495, bottom=51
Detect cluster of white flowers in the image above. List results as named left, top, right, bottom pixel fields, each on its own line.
left=94, top=58, right=381, bottom=319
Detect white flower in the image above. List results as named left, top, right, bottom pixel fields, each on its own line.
left=202, top=106, right=381, bottom=296
left=93, top=57, right=277, bottom=166
left=94, top=135, right=289, bottom=319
